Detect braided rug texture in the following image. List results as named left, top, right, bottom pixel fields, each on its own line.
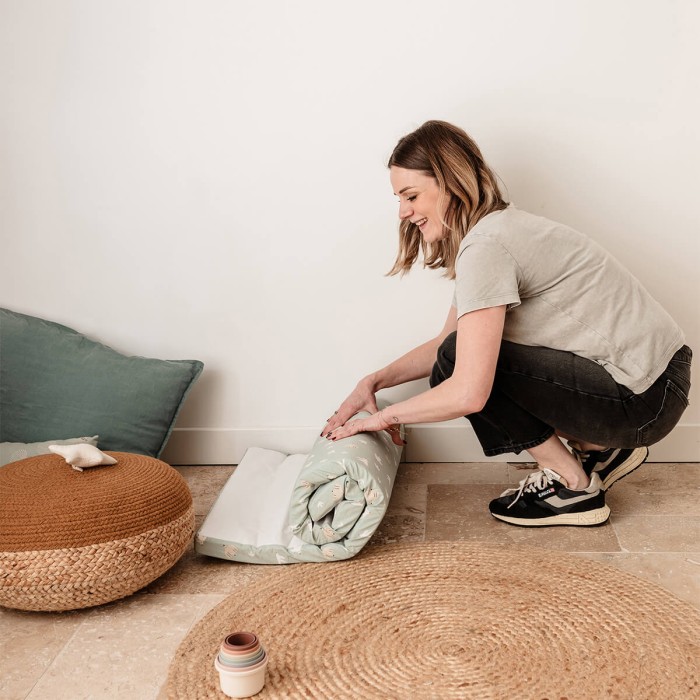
left=166, top=542, right=700, bottom=700
left=0, top=453, right=194, bottom=611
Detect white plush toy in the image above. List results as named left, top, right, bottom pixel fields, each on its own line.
left=48, top=443, right=118, bottom=471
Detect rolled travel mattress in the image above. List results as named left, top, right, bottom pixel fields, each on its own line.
left=195, top=411, right=404, bottom=564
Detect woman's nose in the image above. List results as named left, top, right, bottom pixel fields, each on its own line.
left=398, top=200, right=413, bottom=220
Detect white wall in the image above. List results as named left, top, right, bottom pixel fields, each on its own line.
left=2, top=0, right=698, bottom=463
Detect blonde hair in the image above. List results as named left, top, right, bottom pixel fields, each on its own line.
left=387, top=120, right=507, bottom=279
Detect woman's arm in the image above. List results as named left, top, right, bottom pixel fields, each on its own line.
left=327, top=305, right=506, bottom=440
left=321, top=305, right=458, bottom=438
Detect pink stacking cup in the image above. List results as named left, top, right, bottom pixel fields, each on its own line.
left=222, top=632, right=258, bottom=653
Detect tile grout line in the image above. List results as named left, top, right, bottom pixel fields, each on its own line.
left=23, top=614, right=88, bottom=700
left=150, top=593, right=222, bottom=700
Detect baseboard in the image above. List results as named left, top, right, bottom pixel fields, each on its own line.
left=161, top=423, right=700, bottom=465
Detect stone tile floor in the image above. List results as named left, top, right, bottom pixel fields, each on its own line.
left=1, top=462, right=698, bottom=699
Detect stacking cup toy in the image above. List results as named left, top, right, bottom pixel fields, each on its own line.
left=215, top=632, right=268, bottom=698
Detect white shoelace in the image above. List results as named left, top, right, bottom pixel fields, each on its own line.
left=500, top=468, right=561, bottom=509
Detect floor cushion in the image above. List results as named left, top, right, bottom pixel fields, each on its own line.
left=0, top=452, right=194, bottom=612
left=0, top=308, right=203, bottom=458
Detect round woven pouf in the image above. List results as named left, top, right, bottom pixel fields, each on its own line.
left=0, top=452, right=194, bottom=612
left=165, top=541, right=700, bottom=699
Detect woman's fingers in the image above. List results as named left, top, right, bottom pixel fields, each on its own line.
left=321, top=411, right=343, bottom=437
left=325, top=418, right=406, bottom=446
left=328, top=425, right=405, bottom=446
left=385, top=424, right=407, bottom=447
left=321, top=402, right=366, bottom=437
left=326, top=420, right=361, bottom=441
left=320, top=389, right=380, bottom=439
left=321, top=409, right=345, bottom=435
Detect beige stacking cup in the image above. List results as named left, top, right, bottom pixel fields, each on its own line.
left=215, top=632, right=268, bottom=698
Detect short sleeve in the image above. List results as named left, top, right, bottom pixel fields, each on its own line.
left=454, top=235, right=521, bottom=318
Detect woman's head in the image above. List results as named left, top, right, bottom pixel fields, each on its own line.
left=387, top=120, right=506, bottom=279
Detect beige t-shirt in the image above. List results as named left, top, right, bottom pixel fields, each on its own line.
left=453, top=204, right=685, bottom=393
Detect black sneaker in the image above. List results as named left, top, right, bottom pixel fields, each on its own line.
left=489, top=469, right=610, bottom=527
left=569, top=443, right=649, bottom=491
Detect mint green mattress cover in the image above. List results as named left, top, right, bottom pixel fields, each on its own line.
left=195, top=412, right=403, bottom=564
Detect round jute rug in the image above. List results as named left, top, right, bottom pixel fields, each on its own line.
left=165, top=542, right=700, bottom=699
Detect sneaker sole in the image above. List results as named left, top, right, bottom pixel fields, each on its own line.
left=490, top=505, right=611, bottom=527
left=598, top=447, right=649, bottom=490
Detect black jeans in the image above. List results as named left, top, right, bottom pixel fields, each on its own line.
left=429, top=336, right=692, bottom=456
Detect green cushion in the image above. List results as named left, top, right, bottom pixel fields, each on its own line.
left=0, top=309, right=203, bottom=458
left=0, top=436, right=99, bottom=467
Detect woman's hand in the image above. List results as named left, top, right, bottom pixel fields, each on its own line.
left=321, top=380, right=405, bottom=446
left=321, top=379, right=379, bottom=438
left=325, top=409, right=406, bottom=446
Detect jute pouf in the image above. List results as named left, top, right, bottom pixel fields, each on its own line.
left=0, top=452, right=194, bottom=612
left=166, top=541, right=700, bottom=699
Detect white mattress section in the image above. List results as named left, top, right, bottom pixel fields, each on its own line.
left=197, top=447, right=308, bottom=548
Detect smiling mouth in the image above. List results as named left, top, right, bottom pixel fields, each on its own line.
left=415, top=218, right=428, bottom=228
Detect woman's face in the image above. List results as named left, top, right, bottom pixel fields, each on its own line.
left=390, top=166, right=448, bottom=243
